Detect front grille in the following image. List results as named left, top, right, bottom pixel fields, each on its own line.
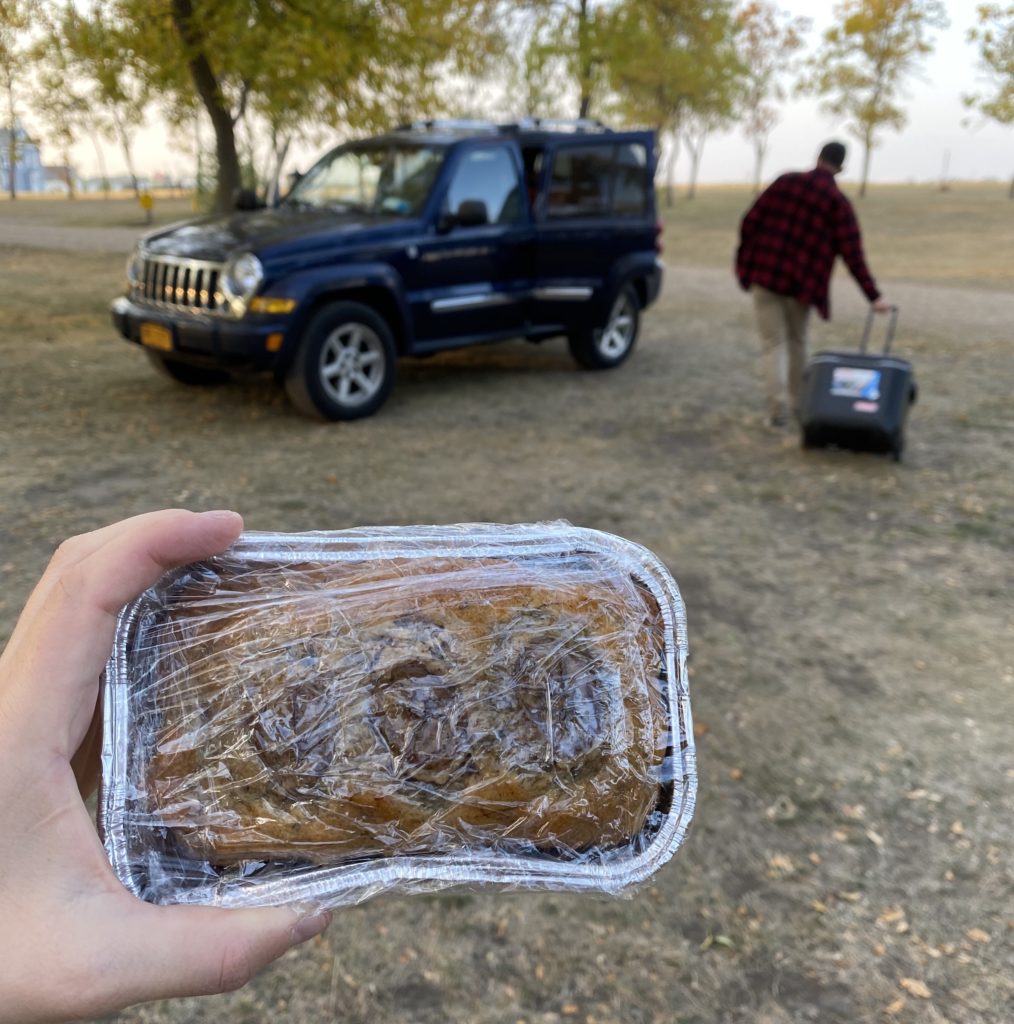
left=130, top=254, right=227, bottom=315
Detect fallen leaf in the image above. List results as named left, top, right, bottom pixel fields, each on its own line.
left=966, top=928, right=991, bottom=944
left=885, top=997, right=906, bottom=1015
left=729, top=767, right=744, bottom=781
left=950, top=821, right=965, bottom=836
left=693, top=720, right=710, bottom=738
left=561, top=1004, right=579, bottom=1016
left=811, top=900, right=827, bottom=913
left=838, top=891, right=863, bottom=903
left=878, top=907, right=906, bottom=926
left=534, top=964, right=545, bottom=980
left=766, top=853, right=795, bottom=878
left=866, top=828, right=885, bottom=847
left=842, top=804, right=866, bottom=820
left=873, top=942, right=887, bottom=956
left=833, top=828, right=849, bottom=842
left=900, top=978, right=932, bottom=999
left=809, top=852, right=823, bottom=865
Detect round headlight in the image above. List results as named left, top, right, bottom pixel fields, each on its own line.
left=225, top=252, right=264, bottom=300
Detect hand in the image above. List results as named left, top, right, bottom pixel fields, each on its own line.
left=0, top=510, right=331, bottom=1023
left=871, top=298, right=893, bottom=314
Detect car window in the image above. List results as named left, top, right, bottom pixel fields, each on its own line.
left=444, top=146, right=523, bottom=225
left=286, top=143, right=444, bottom=216
left=547, top=143, right=649, bottom=219
left=612, top=143, right=648, bottom=216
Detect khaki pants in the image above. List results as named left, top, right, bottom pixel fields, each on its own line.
left=751, top=286, right=811, bottom=421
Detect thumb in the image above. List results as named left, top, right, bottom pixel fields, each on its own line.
left=110, top=902, right=331, bottom=1006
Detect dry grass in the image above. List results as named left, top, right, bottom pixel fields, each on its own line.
left=663, top=182, right=1014, bottom=290
left=0, top=189, right=1011, bottom=1024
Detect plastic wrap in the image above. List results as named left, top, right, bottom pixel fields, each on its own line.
left=100, top=523, right=696, bottom=908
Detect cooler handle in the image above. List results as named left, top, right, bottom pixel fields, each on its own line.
left=860, top=305, right=899, bottom=355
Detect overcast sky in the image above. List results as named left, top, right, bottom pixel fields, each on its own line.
left=55, top=0, right=1012, bottom=187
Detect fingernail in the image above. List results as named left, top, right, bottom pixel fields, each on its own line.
left=291, top=910, right=332, bottom=944
left=201, top=509, right=242, bottom=522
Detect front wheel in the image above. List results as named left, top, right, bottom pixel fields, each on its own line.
left=146, top=352, right=230, bottom=386
left=284, top=302, right=397, bottom=420
left=568, top=283, right=640, bottom=370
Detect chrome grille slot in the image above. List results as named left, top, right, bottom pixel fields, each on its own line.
left=131, top=254, right=228, bottom=316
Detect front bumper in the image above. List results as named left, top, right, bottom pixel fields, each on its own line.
left=110, top=295, right=291, bottom=372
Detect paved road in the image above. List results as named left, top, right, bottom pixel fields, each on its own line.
left=0, top=219, right=142, bottom=253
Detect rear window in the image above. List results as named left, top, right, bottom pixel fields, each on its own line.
left=546, top=143, right=649, bottom=220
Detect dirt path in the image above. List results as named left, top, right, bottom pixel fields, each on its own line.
left=0, top=218, right=143, bottom=253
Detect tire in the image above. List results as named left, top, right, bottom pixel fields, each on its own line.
left=284, top=301, right=397, bottom=420
left=146, top=351, right=230, bottom=386
left=568, top=283, right=640, bottom=370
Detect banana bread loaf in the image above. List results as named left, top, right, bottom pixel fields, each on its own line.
left=145, top=552, right=669, bottom=865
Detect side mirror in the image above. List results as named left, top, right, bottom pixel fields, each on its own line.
left=234, top=187, right=264, bottom=211
left=456, top=199, right=489, bottom=228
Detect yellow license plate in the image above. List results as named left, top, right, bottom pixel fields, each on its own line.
left=140, top=323, right=172, bottom=351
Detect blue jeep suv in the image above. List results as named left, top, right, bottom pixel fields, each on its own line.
left=112, top=119, right=663, bottom=419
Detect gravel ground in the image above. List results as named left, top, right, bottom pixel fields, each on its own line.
left=0, top=189, right=1011, bottom=1024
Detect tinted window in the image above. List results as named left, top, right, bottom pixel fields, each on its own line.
left=547, top=143, right=649, bottom=219
left=445, top=146, right=522, bottom=225
left=547, top=145, right=613, bottom=219
left=613, top=144, right=648, bottom=216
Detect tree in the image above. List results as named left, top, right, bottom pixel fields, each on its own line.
left=0, top=0, right=33, bottom=199
left=50, top=2, right=149, bottom=198
left=608, top=0, right=742, bottom=205
left=736, top=1, right=810, bottom=192
left=965, top=3, right=1014, bottom=196
left=801, top=0, right=948, bottom=197
left=92, top=0, right=504, bottom=214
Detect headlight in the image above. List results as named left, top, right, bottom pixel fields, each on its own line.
left=222, top=252, right=264, bottom=315
left=126, top=248, right=144, bottom=287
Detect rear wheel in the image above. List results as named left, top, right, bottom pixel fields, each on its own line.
left=284, top=302, right=396, bottom=420
left=568, top=283, right=640, bottom=370
left=146, top=352, right=230, bottom=386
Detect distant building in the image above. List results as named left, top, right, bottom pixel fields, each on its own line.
left=43, top=164, right=80, bottom=194
left=0, top=121, right=46, bottom=193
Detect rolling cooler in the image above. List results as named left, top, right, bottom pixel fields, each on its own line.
left=800, top=307, right=916, bottom=462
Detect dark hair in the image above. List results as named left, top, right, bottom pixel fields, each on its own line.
left=818, top=141, right=846, bottom=170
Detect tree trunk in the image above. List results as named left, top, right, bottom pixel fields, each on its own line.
left=664, top=135, right=678, bottom=208
left=63, top=146, right=75, bottom=199
left=576, top=0, right=592, bottom=119
left=685, top=133, right=707, bottom=201
left=90, top=130, right=110, bottom=199
left=753, top=137, right=767, bottom=195
left=859, top=128, right=873, bottom=198
left=5, top=79, right=16, bottom=200
left=268, top=131, right=291, bottom=205
left=170, top=0, right=240, bottom=214
left=112, top=108, right=140, bottom=199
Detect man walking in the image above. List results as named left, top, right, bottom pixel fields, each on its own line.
left=736, top=141, right=891, bottom=427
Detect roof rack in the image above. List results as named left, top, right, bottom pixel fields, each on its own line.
left=508, top=117, right=612, bottom=134
left=394, top=117, right=614, bottom=136
left=395, top=119, right=501, bottom=134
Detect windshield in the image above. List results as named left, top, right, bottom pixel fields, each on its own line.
left=284, top=142, right=446, bottom=217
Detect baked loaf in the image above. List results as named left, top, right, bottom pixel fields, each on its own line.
left=146, top=553, right=668, bottom=865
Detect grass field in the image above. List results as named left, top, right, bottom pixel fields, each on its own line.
left=0, top=186, right=1011, bottom=1024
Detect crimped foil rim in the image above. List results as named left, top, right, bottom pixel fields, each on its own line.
left=100, top=521, right=696, bottom=907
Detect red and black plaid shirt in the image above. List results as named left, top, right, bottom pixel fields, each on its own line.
left=735, top=167, right=880, bottom=319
